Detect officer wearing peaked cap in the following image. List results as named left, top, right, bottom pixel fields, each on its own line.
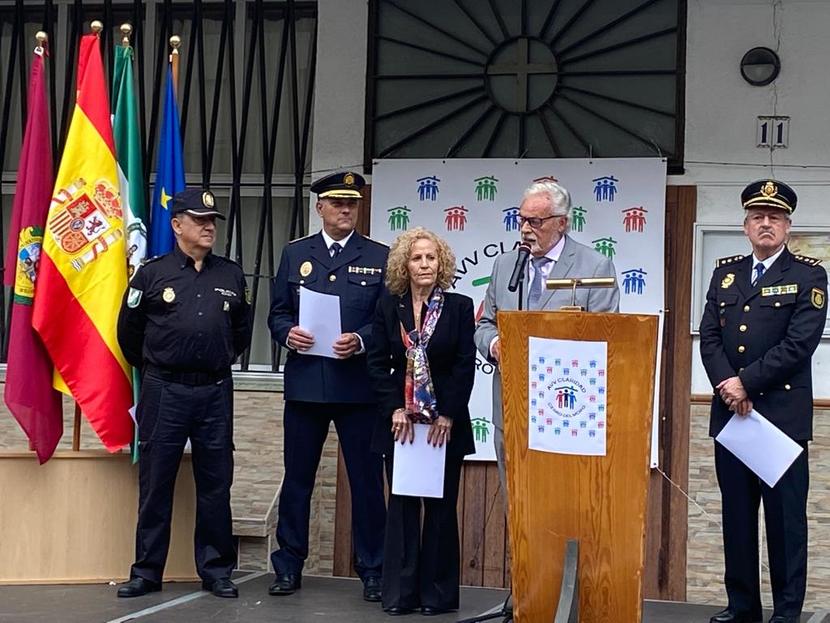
left=268, top=171, right=387, bottom=601
left=116, top=188, right=252, bottom=600
left=699, top=180, right=827, bottom=623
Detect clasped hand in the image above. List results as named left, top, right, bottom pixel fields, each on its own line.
left=287, top=326, right=359, bottom=358
left=391, top=410, right=452, bottom=447
left=717, top=376, right=753, bottom=416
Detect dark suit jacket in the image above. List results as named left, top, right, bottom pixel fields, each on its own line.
left=367, top=290, right=476, bottom=457
left=699, top=247, right=827, bottom=440
left=269, top=232, right=389, bottom=403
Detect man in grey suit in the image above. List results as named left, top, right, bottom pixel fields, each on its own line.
left=474, top=180, right=620, bottom=491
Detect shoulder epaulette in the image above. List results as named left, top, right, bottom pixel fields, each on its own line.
left=141, top=255, right=163, bottom=266
left=792, top=253, right=822, bottom=266
left=716, top=254, right=745, bottom=268
left=288, top=233, right=316, bottom=245
left=363, top=235, right=389, bottom=248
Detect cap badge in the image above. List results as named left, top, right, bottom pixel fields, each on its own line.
left=202, top=191, right=215, bottom=208
left=162, top=287, right=176, bottom=303
left=344, top=172, right=355, bottom=186
left=300, top=261, right=313, bottom=277
left=761, top=181, right=777, bottom=198
left=721, top=273, right=735, bottom=289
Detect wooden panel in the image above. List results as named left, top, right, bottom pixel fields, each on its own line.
left=332, top=448, right=357, bottom=577
left=0, top=451, right=197, bottom=584
left=499, top=312, right=658, bottom=623
left=482, top=463, right=507, bottom=587
left=460, top=463, right=486, bottom=586
left=643, top=185, right=696, bottom=600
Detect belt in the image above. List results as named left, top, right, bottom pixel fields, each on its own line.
left=144, top=364, right=231, bottom=386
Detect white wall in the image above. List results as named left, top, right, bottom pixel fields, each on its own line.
left=308, top=0, right=369, bottom=235
left=310, top=0, right=830, bottom=395
left=671, top=0, right=830, bottom=397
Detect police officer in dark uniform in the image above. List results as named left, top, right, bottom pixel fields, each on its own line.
left=700, top=180, right=827, bottom=623
left=268, top=171, right=387, bottom=601
left=116, top=188, right=252, bottom=599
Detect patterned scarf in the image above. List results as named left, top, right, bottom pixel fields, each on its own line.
left=400, top=287, right=445, bottom=424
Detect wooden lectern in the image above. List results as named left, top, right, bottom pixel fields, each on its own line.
left=497, top=310, right=658, bottom=623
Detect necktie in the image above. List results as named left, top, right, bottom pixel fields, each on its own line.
left=752, top=262, right=765, bottom=286
left=528, top=256, right=551, bottom=309
left=330, top=242, right=342, bottom=258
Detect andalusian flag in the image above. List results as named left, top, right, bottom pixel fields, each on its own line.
left=113, top=35, right=146, bottom=462
left=148, top=63, right=185, bottom=256
left=32, top=32, right=133, bottom=452
left=113, top=40, right=147, bottom=278
left=3, top=43, right=63, bottom=463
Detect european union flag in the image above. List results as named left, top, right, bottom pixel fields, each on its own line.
left=148, top=65, right=185, bottom=256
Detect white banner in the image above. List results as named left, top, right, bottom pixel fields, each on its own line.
left=370, top=158, right=666, bottom=461
left=528, top=337, right=608, bottom=456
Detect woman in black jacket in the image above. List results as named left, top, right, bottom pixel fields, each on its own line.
left=368, top=227, right=476, bottom=616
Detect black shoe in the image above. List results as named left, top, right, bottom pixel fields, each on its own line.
left=363, top=576, right=382, bottom=602
left=268, top=572, right=301, bottom=595
left=420, top=606, right=451, bottom=616
left=202, top=577, right=238, bottom=598
left=116, top=577, right=161, bottom=598
left=709, top=607, right=763, bottom=623
left=384, top=606, right=414, bottom=616
left=768, top=616, right=799, bottom=623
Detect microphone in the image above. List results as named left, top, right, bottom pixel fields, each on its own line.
left=507, top=243, right=532, bottom=293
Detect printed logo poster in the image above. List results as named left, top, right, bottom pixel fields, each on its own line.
left=371, top=158, right=666, bottom=461
left=528, top=337, right=608, bottom=456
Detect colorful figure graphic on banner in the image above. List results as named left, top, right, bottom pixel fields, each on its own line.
left=533, top=175, right=559, bottom=184
left=592, top=176, right=619, bottom=202
left=387, top=205, right=411, bottom=231
left=416, top=176, right=440, bottom=201
left=622, top=268, right=647, bottom=295
left=592, top=236, right=618, bottom=259
left=474, top=176, right=498, bottom=201
left=622, top=206, right=648, bottom=232
left=502, top=207, right=520, bottom=231
left=444, top=205, right=469, bottom=231
left=571, top=205, right=587, bottom=232
left=471, top=417, right=490, bottom=443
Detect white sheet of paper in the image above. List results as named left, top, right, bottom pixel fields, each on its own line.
left=298, top=286, right=342, bottom=358
left=715, top=409, right=804, bottom=488
left=392, top=423, right=447, bottom=498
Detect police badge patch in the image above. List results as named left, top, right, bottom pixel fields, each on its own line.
left=127, top=287, right=143, bottom=308
left=812, top=288, right=825, bottom=310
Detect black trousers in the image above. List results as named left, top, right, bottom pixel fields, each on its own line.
left=271, top=401, right=385, bottom=579
left=130, top=373, right=236, bottom=584
left=715, top=441, right=809, bottom=618
left=382, top=452, right=464, bottom=612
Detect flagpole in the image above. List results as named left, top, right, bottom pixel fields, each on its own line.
left=70, top=19, right=103, bottom=453
left=169, top=35, right=181, bottom=95
left=29, top=30, right=48, bottom=455
left=120, top=22, right=132, bottom=47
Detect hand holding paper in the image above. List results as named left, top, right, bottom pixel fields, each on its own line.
left=715, top=409, right=804, bottom=488
left=298, top=286, right=342, bottom=358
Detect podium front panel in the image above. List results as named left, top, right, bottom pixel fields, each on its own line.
left=497, top=311, right=658, bottom=623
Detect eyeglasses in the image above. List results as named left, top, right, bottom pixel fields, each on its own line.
left=518, top=214, right=563, bottom=229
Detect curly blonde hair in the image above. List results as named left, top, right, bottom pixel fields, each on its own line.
left=385, top=227, right=456, bottom=296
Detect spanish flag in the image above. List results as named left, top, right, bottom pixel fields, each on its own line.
left=32, top=31, right=133, bottom=451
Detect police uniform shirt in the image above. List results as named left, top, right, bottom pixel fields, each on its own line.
left=118, top=245, right=253, bottom=373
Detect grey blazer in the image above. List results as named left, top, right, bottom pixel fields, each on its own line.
left=473, top=235, right=620, bottom=456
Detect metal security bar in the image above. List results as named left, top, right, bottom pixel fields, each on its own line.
left=0, top=0, right=317, bottom=370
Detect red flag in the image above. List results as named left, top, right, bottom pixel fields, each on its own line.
left=4, top=44, right=63, bottom=463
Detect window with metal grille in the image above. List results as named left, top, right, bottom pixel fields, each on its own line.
left=0, top=0, right=317, bottom=371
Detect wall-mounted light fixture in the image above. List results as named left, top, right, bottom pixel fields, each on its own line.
left=740, top=47, right=781, bottom=86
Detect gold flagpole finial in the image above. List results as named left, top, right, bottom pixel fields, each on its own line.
left=91, top=20, right=104, bottom=35
left=36, top=31, right=48, bottom=47
left=169, top=34, right=181, bottom=55
left=120, top=23, right=132, bottom=47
